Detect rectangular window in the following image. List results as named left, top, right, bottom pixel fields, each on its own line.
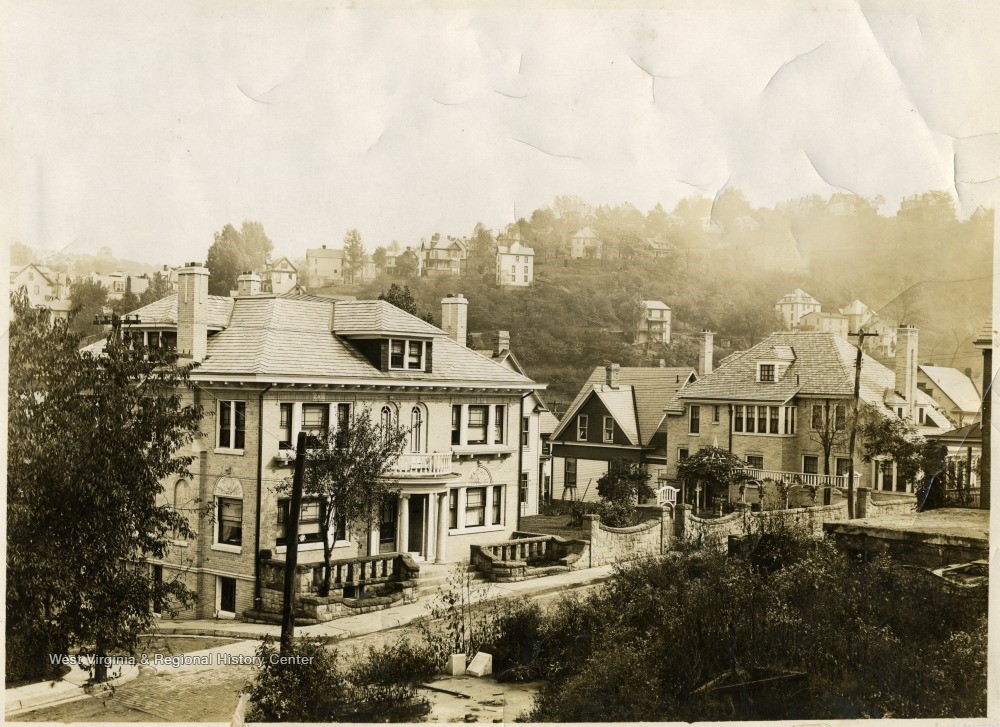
left=302, top=404, right=329, bottom=448
left=451, top=405, right=462, bottom=445
left=746, top=405, right=756, bottom=433
left=834, top=404, right=846, bottom=430
left=746, top=455, right=764, bottom=469
left=757, top=407, right=767, bottom=434
left=565, top=458, right=577, bottom=488
left=337, top=403, right=352, bottom=430
left=603, top=416, right=615, bottom=443
left=541, top=439, right=551, bottom=456
left=802, top=455, right=819, bottom=475
left=390, top=339, right=405, bottom=369
left=494, top=405, right=505, bottom=444
left=789, top=406, right=796, bottom=434
left=689, top=405, right=700, bottom=434
left=467, top=406, right=488, bottom=444
left=769, top=406, right=779, bottom=434
left=678, top=448, right=689, bottom=461
left=218, top=401, right=246, bottom=450
left=493, top=486, right=504, bottom=524
left=279, top=403, right=293, bottom=449
left=521, top=417, right=530, bottom=447
left=577, top=415, right=588, bottom=441
left=147, top=331, right=161, bottom=348
left=783, top=406, right=792, bottom=435
left=466, top=487, right=486, bottom=527
left=811, top=405, right=823, bottom=430
left=217, top=498, right=243, bottom=546
left=406, top=341, right=424, bottom=370
left=734, top=405, right=744, bottom=432
left=759, top=364, right=775, bottom=382
left=161, top=331, right=177, bottom=349
left=519, top=473, right=529, bottom=504
left=835, top=457, right=851, bottom=477
left=277, top=498, right=326, bottom=545
left=449, top=489, right=458, bottom=529
left=713, top=405, right=720, bottom=423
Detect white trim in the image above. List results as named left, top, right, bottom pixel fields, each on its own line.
left=214, top=447, right=245, bottom=456
left=212, top=543, right=242, bottom=554
left=192, top=373, right=544, bottom=391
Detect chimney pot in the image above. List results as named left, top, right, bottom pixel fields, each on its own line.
left=606, top=363, right=620, bottom=389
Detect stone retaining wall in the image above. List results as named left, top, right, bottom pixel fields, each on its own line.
left=583, top=511, right=665, bottom=567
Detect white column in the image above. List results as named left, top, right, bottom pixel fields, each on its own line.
left=397, top=493, right=410, bottom=553
left=436, top=492, right=449, bottom=564
left=291, top=402, right=303, bottom=445
left=368, top=525, right=379, bottom=556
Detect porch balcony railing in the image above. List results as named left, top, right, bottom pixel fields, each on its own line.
left=737, top=467, right=862, bottom=490
left=387, top=451, right=453, bottom=477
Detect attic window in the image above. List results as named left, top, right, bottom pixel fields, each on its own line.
left=759, top=364, right=775, bottom=382
left=389, top=339, right=426, bottom=371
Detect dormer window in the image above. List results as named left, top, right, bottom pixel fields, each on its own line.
left=759, top=364, right=775, bottom=382
left=389, top=339, right=426, bottom=371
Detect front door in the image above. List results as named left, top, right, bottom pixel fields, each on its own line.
left=379, top=496, right=397, bottom=554
left=219, top=576, right=236, bottom=614
left=407, top=494, right=426, bottom=556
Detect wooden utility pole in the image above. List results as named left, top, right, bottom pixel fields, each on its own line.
left=280, top=431, right=307, bottom=653
left=846, top=330, right=874, bottom=519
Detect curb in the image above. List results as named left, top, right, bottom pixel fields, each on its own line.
left=5, top=664, right=141, bottom=718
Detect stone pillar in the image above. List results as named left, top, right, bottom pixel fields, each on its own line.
left=436, top=492, right=449, bottom=564
left=856, top=487, right=870, bottom=519
left=397, top=494, right=410, bottom=553
left=675, top=503, right=692, bottom=538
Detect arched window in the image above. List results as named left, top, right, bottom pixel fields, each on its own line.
left=174, top=479, right=189, bottom=511
left=410, top=407, right=424, bottom=452
left=381, top=405, right=393, bottom=431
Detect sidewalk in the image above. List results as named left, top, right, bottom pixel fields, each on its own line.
left=5, top=564, right=614, bottom=718
left=155, top=563, right=615, bottom=641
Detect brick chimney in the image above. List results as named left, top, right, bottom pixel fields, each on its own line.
left=177, top=262, right=209, bottom=362
left=236, top=272, right=261, bottom=296
left=494, top=330, right=510, bottom=356
left=441, top=294, right=468, bottom=346
left=699, top=330, right=714, bottom=376
left=605, top=363, right=620, bottom=389
left=894, top=324, right=919, bottom=419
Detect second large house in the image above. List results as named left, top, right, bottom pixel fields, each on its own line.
left=89, top=266, right=543, bottom=619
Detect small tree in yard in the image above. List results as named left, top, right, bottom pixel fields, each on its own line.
left=297, top=408, right=408, bottom=596
left=807, top=399, right=850, bottom=504
left=596, top=458, right=654, bottom=526
left=676, top=446, right=750, bottom=509
left=7, top=293, right=201, bottom=684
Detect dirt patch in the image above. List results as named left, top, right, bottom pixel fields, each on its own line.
left=519, top=514, right=590, bottom=541
left=420, top=675, right=541, bottom=723
left=137, top=635, right=240, bottom=657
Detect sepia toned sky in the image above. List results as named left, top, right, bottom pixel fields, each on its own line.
left=2, top=0, right=999, bottom=263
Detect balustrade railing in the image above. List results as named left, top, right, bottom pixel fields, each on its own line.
left=484, top=535, right=553, bottom=563
left=387, top=451, right=453, bottom=476
left=737, top=467, right=861, bottom=489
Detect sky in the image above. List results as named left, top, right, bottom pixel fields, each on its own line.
left=2, top=0, right=1000, bottom=265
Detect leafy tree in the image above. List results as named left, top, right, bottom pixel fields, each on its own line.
left=372, top=246, right=388, bottom=271
left=806, top=399, right=851, bottom=503
left=297, top=408, right=408, bottom=595
left=205, top=221, right=274, bottom=295
left=379, top=283, right=418, bottom=316
left=10, top=241, right=35, bottom=266
left=68, top=278, right=109, bottom=336
left=343, top=228, right=368, bottom=283
left=138, top=272, right=174, bottom=306
left=7, top=293, right=201, bottom=683
left=613, top=293, right=645, bottom=343
left=676, top=446, right=750, bottom=508
left=395, top=251, right=419, bottom=278
left=596, top=459, right=654, bottom=526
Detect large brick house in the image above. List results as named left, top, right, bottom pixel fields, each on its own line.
left=550, top=364, right=697, bottom=502
left=662, top=328, right=951, bottom=500
left=86, top=266, right=542, bottom=619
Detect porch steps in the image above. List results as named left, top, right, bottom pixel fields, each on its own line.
left=416, top=564, right=487, bottom=597
left=523, top=564, right=571, bottom=579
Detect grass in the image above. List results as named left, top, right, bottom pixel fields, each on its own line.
left=520, top=513, right=591, bottom=541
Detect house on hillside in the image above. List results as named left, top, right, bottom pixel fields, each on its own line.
left=419, top=234, right=468, bottom=276
left=9, top=263, right=73, bottom=320
left=305, top=246, right=346, bottom=287
left=918, top=365, right=982, bottom=427
left=473, top=330, right=554, bottom=516
left=83, top=268, right=542, bottom=619
left=495, top=233, right=535, bottom=287
left=797, top=310, right=849, bottom=339
left=88, top=270, right=151, bottom=300
left=636, top=300, right=672, bottom=345
left=661, top=328, right=950, bottom=501
left=384, top=247, right=422, bottom=277
left=838, top=299, right=875, bottom=335
left=569, top=227, right=603, bottom=259
left=262, top=257, right=299, bottom=295
left=775, top=289, right=821, bottom=329
left=550, top=364, right=697, bottom=502
left=641, top=238, right=676, bottom=258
